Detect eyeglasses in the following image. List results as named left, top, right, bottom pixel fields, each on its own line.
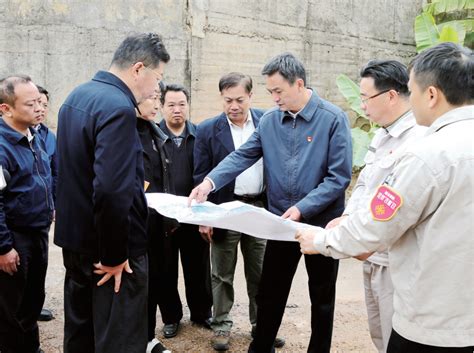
left=360, top=89, right=392, bottom=105
left=144, top=65, right=163, bottom=82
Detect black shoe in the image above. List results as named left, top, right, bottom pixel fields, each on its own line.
left=163, top=322, right=179, bottom=338
left=251, top=326, right=285, bottom=348
left=273, top=337, right=285, bottom=348
left=192, top=317, right=212, bottom=330
left=38, top=308, right=54, bottom=321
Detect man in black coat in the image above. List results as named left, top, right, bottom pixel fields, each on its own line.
left=54, top=33, right=169, bottom=353
left=155, top=83, right=213, bottom=339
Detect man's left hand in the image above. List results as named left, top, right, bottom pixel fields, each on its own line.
left=281, top=206, right=302, bottom=221
left=295, top=228, right=320, bottom=255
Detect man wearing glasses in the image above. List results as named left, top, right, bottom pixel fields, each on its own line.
left=325, top=60, right=425, bottom=353
left=55, top=33, right=170, bottom=353
left=297, top=43, right=474, bottom=353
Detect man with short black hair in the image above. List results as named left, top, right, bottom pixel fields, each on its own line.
left=0, top=75, right=52, bottom=353
left=190, top=53, right=352, bottom=353
left=55, top=32, right=170, bottom=353
left=297, top=42, right=474, bottom=353
left=155, top=83, right=213, bottom=340
left=326, top=59, right=426, bottom=353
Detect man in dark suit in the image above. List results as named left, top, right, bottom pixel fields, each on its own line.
left=194, top=72, right=283, bottom=351
left=54, top=33, right=170, bottom=353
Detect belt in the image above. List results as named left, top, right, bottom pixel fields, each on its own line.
left=233, top=193, right=263, bottom=203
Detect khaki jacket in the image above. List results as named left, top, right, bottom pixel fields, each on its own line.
left=314, top=106, right=474, bottom=346
left=344, top=111, right=426, bottom=266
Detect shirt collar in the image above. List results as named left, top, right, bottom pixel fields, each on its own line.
left=0, top=118, right=35, bottom=145
left=226, top=110, right=253, bottom=128
left=384, top=111, right=416, bottom=138
left=426, top=105, right=474, bottom=135
left=92, top=70, right=138, bottom=109
left=280, top=89, right=317, bottom=123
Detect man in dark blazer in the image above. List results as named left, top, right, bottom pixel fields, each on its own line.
left=55, top=33, right=170, bottom=353
left=194, top=72, right=284, bottom=351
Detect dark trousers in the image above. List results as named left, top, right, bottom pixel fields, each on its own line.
left=62, top=250, right=148, bottom=353
left=0, top=228, right=49, bottom=353
left=388, top=329, right=474, bottom=353
left=249, top=240, right=339, bottom=353
left=147, top=220, right=212, bottom=339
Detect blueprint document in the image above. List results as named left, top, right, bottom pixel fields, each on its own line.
left=146, top=193, right=316, bottom=242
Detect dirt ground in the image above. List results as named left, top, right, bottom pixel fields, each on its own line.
left=40, top=227, right=376, bottom=353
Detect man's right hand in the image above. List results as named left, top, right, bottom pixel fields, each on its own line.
left=0, top=248, right=20, bottom=275
left=325, top=215, right=348, bottom=229
left=93, top=260, right=133, bottom=293
left=199, top=225, right=214, bottom=243
left=188, top=179, right=213, bottom=206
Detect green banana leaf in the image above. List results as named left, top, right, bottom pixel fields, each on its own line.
left=439, top=24, right=462, bottom=43
left=336, top=74, right=366, bottom=118
left=351, top=127, right=375, bottom=168
left=424, top=0, right=471, bottom=15
left=415, top=12, right=440, bottom=52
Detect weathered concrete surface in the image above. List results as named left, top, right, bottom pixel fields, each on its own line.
left=1, top=0, right=422, bottom=126
left=189, top=0, right=423, bottom=122
left=0, top=0, right=190, bottom=128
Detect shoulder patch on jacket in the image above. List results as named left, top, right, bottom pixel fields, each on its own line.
left=370, top=185, right=403, bottom=221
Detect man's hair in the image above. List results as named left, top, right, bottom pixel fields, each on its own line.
left=0, top=74, right=32, bottom=107
left=160, top=83, right=190, bottom=105
left=409, top=42, right=473, bottom=105
left=360, top=60, right=409, bottom=97
left=36, top=85, right=49, bottom=101
left=261, top=52, right=306, bottom=85
left=218, top=72, right=253, bottom=94
left=158, top=81, right=166, bottom=94
left=111, top=32, right=170, bottom=69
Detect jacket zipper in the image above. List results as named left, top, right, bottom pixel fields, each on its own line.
left=29, top=140, right=51, bottom=211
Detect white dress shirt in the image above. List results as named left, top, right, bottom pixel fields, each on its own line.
left=227, top=111, right=264, bottom=196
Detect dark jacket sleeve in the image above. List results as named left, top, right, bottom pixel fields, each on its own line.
left=92, top=107, right=138, bottom=266
left=193, top=122, right=214, bottom=186
left=0, top=158, right=12, bottom=255
left=49, top=135, right=58, bottom=204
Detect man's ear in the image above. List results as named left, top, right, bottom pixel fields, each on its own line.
left=131, top=62, right=145, bottom=77
left=427, top=86, right=440, bottom=109
left=0, top=103, right=12, bottom=118
left=296, top=78, right=305, bottom=90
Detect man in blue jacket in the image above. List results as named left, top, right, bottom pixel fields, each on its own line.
left=194, top=72, right=283, bottom=351
left=0, top=75, right=53, bottom=353
left=55, top=33, right=170, bottom=353
left=34, top=85, right=56, bottom=322
left=189, top=53, right=352, bottom=353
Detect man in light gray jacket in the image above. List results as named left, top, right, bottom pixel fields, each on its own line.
left=297, top=43, right=474, bottom=352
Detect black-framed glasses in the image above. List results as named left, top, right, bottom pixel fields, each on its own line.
left=360, top=89, right=393, bottom=105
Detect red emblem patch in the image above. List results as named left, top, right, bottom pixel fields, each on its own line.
left=370, top=185, right=403, bottom=221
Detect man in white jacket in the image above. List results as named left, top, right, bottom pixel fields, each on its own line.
left=297, top=43, right=474, bottom=352
left=326, top=59, right=425, bottom=353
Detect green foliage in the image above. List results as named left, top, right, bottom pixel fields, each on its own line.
left=415, top=12, right=441, bottom=51
left=351, top=126, right=378, bottom=169
left=336, top=74, right=378, bottom=170
left=336, top=74, right=366, bottom=118
left=415, top=0, right=473, bottom=51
